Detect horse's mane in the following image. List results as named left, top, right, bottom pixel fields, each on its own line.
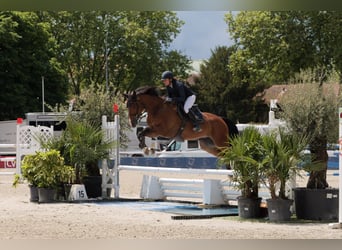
left=135, top=86, right=160, bottom=97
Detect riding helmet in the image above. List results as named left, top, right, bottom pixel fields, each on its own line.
left=161, top=71, right=173, bottom=80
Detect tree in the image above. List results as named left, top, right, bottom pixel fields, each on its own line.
left=0, top=11, right=68, bottom=120
left=159, top=50, right=192, bottom=82
left=225, top=11, right=342, bottom=84
left=196, top=46, right=268, bottom=123
left=279, top=84, right=340, bottom=189
left=196, top=46, right=233, bottom=117
left=73, top=84, right=132, bottom=150
left=38, top=11, right=187, bottom=95
left=327, top=12, right=342, bottom=81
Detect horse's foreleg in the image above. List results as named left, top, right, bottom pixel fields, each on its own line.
left=137, top=127, right=155, bottom=148
left=138, top=126, right=162, bottom=138
left=137, top=134, right=146, bottom=149
left=137, top=126, right=167, bottom=148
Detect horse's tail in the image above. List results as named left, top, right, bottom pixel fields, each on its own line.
left=222, top=117, right=239, bottom=140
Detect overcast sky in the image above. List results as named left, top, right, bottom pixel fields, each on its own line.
left=169, top=11, right=234, bottom=60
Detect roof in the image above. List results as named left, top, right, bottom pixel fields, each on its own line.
left=262, top=83, right=341, bottom=104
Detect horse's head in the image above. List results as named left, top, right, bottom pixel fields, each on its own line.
left=123, top=91, right=145, bottom=127
left=124, top=86, right=164, bottom=127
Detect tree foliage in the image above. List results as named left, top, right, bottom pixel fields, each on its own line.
left=279, top=84, right=341, bottom=188
left=0, top=11, right=68, bottom=120
left=225, top=11, right=342, bottom=84
left=38, top=11, right=188, bottom=95
left=1, top=11, right=190, bottom=120
left=160, top=50, right=192, bottom=81
left=195, top=46, right=233, bottom=117
left=204, top=11, right=342, bottom=124
left=196, top=46, right=268, bottom=123
left=73, top=84, right=132, bottom=149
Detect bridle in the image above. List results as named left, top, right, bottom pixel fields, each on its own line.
left=126, top=98, right=145, bottom=126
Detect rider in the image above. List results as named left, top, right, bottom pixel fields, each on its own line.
left=161, top=70, right=202, bottom=132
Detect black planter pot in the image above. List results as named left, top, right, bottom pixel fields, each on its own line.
left=55, top=183, right=69, bottom=201
left=63, top=183, right=73, bottom=200
left=266, top=198, right=293, bottom=222
left=237, top=196, right=262, bottom=218
left=293, top=187, right=339, bottom=221
left=82, top=176, right=102, bottom=198
left=29, top=185, right=39, bottom=202
left=38, top=187, right=57, bottom=203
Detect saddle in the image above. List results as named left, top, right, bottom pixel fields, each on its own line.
left=177, top=104, right=204, bottom=124
left=171, top=104, right=204, bottom=141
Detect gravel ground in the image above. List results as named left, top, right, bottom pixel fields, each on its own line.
left=0, top=169, right=341, bottom=239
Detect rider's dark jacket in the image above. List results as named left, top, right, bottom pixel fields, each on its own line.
left=166, top=79, right=194, bottom=104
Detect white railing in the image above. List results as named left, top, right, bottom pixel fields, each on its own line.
left=0, top=123, right=53, bottom=175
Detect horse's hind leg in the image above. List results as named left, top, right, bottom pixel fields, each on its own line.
left=199, top=138, right=232, bottom=169
left=199, top=138, right=220, bottom=156
left=137, top=132, right=146, bottom=149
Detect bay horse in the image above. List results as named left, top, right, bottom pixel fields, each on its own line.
left=124, top=86, right=238, bottom=157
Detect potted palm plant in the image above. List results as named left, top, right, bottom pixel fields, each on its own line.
left=41, top=116, right=115, bottom=198
left=64, top=117, right=115, bottom=198
left=261, top=128, right=309, bottom=221
left=219, top=127, right=266, bottom=218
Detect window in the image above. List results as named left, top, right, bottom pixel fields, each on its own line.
left=187, top=140, right=199, bottom=149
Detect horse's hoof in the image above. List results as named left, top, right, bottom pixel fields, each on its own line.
left=142, top=147, right=149, bottom=155
left=143, top=147, right=156, bottom=156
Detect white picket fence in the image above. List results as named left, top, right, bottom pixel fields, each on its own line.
left=0, top=123, right=53, bottom=175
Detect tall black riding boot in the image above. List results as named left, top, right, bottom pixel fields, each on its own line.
left=192, top=122, right=202, bottom=132
left=188, top=111, right=202, bottom=132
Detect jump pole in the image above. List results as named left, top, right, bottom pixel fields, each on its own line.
left=113, top=105, right=120, bottom=199
left=119, top=165, right=233, bottom=175
left=329, top=107, right=342, bottom=229
left=110, top=109, right=233, bottom=199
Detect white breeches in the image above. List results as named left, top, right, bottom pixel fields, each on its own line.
left=184, top=95, right=196, bottom=114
